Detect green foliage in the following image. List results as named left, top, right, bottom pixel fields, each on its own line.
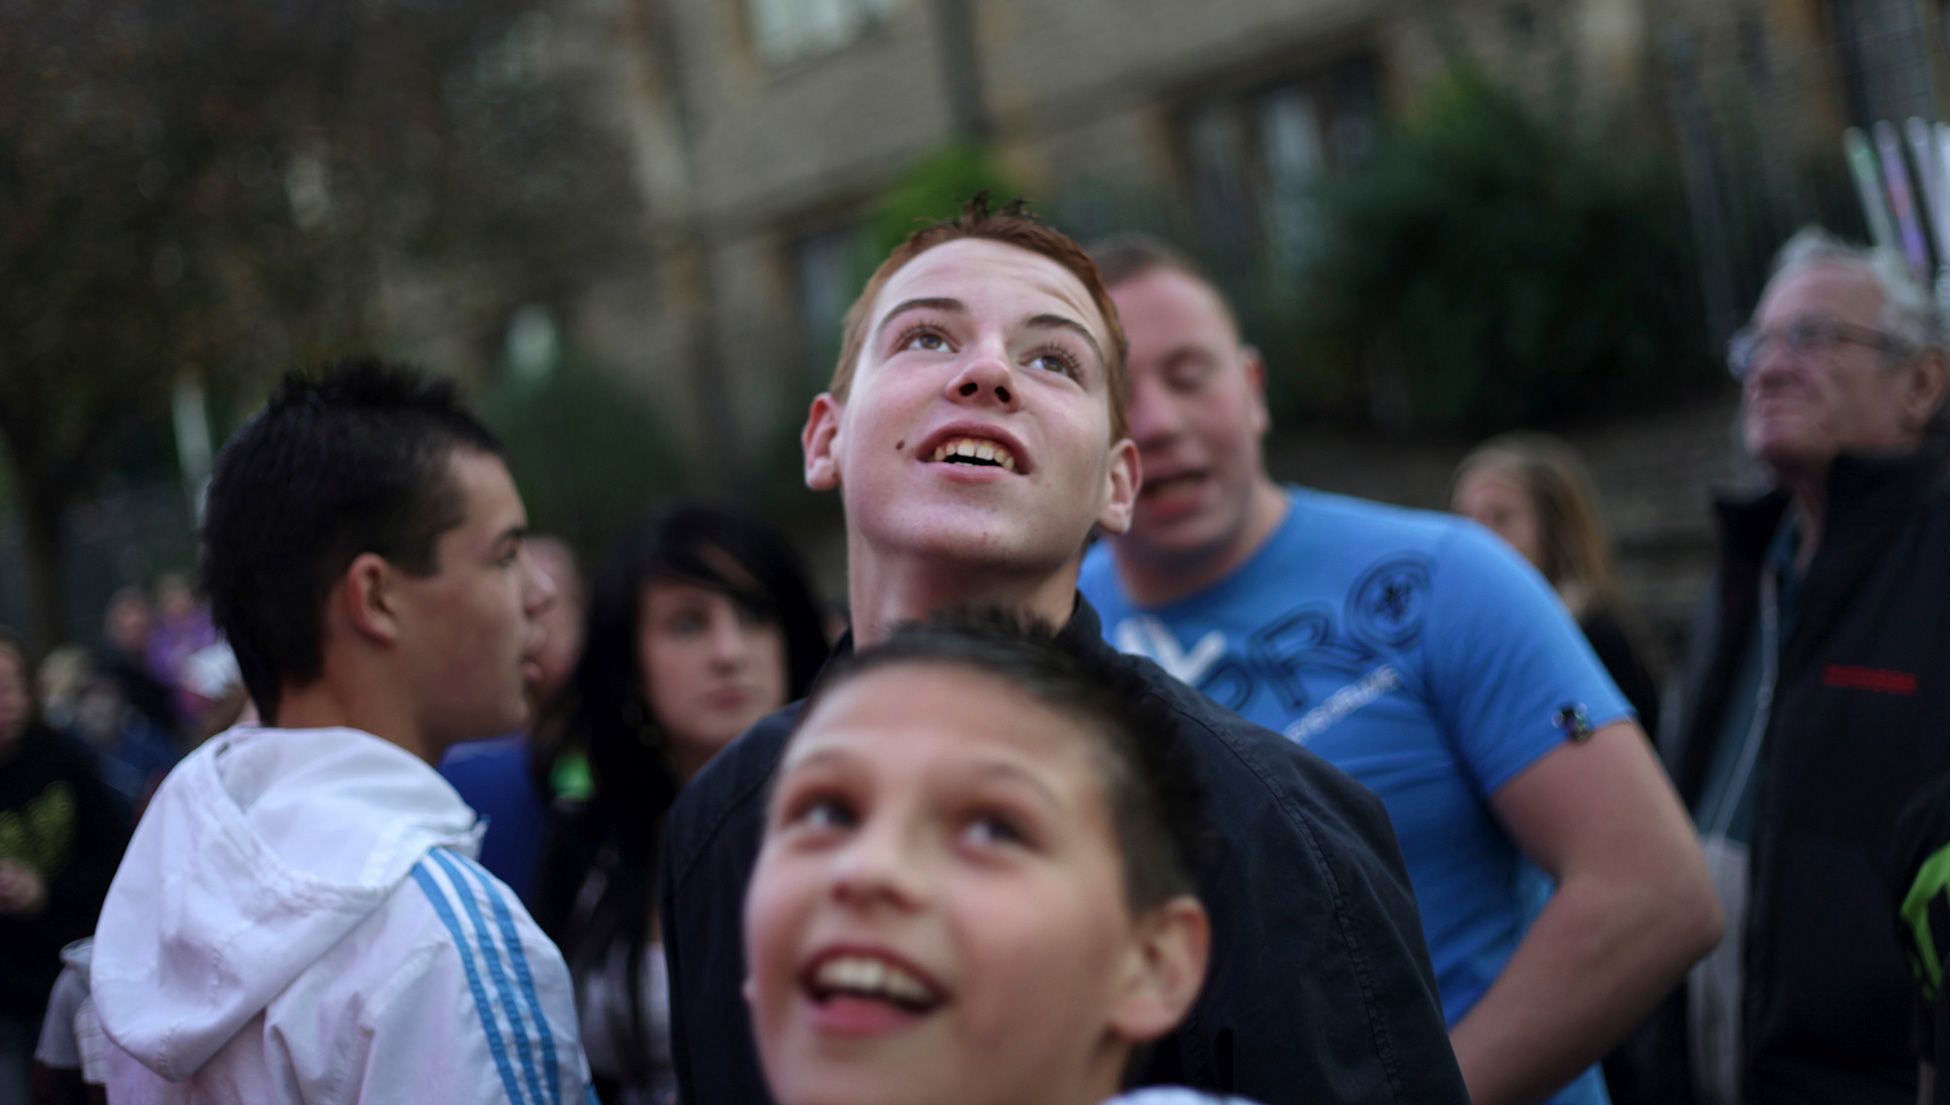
left=1, top=0, right=638, bottom=647
left=1278, top=65, right=1715, bottom=434
left=868, top=144, right=1023, bottom=258
left=479, top=356, right=687, bottom=560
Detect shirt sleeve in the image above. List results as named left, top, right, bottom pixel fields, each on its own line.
left=353, top=854, right=591, bottom=1105
left=1422, top=523, right=1633, bottom=796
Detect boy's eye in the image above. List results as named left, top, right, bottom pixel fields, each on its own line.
left=960, top=811, right=1027, bottom=849
left=788, top=794, right=856, bottom=833
left=897, top=325, right=951, bottom=353
left=1165, top=357, right=1215, bottom=391
left=1027, top=347, right=1080, bottom=379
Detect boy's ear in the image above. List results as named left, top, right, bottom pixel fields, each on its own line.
left=339, top=552, right=403, bottom=646
left=1108, top=896, right=1210, bottom=1044
left=1095, top=437, right=1140, bottom=536
left=1241, top=344, right=1271, bottom=438
left=803, top=393, right=844, bottom=491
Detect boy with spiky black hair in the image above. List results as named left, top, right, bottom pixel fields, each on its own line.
left=91, top=359, right=591, bottom=1104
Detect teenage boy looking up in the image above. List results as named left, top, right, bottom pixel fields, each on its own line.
left=90, top=359, right=592, bottom=1103
left=1078, top=236, right=1720, bottom=1105
left=660, top=198, right=1468, bottom=1105
left=745, top=616, right=1227, bottom=1105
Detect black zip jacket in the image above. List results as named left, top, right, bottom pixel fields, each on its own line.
left=1659, top=446, right=1950, bottom=1104
left=657, top=597, right=1466, bottom=1105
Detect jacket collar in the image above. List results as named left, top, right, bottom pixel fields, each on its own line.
left=821, top=594, right=1101, bottom=667
left=1714, top=442, right=1949, bottom=559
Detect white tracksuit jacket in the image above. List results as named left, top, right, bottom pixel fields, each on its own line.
left=91, top=725, right=591, bottom=1104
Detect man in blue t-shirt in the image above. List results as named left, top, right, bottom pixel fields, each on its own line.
left=1079, top=236, right=1722, bottom=1105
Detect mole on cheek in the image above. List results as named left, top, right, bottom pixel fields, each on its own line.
left=895, top=439, right=906, bottom=452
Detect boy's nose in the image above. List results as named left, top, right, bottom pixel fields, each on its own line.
left=945, top=349, right=1018, bottom=410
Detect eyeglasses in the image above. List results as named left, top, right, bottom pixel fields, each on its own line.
left=1726, top=318, right=1917, bottom=380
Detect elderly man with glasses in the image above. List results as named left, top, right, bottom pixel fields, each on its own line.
left=1639, top=227, right=1950, bottom=1105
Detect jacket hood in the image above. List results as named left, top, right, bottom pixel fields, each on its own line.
left=92, top=726, right=482, bottom=1081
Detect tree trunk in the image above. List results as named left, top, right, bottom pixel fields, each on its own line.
left=18, top=483, right=69, bottom=660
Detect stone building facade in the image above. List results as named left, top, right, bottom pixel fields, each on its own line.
left=556, top=0, right=1944, bottom=471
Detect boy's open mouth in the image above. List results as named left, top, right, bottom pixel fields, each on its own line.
left=802, top=951, right=946, bottom=1015
left=928, top=435, right=1020, bottom=473
left=1140, top=470, right=1204, bottom=498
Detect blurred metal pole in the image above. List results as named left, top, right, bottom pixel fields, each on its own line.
left=1663, top=28, right=1739, bottom=345
left=171, top=370, right=213, bottom=523
left=932, top=0, right=990, bottom=142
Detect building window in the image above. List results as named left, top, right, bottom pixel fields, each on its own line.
left=790, top=224, right=872, bottom=380
left=748, top=0, right=897, bottom=65
left=1181, top=56, right=1383, bottom=273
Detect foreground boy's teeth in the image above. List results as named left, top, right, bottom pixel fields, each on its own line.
left=929, top=437, right=1019, bottom=472
left=814, top=955, right=934, bottom=1004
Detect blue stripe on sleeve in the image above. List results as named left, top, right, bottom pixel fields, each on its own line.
left=450, top=852, right=564, bottom=1105
left=430, top=849, right=549, bottom=1105
left=410, top=862, right=529, bottom=1105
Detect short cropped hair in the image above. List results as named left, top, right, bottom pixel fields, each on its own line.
left=831, top=195, right=1132, bottom=442
left=794, top=611, right=1208, bottom=912
left=200, top=358, right=503, bottom=724
left=1087, top=233, right=1204, bottom=288
left=1087, top=232, right=1241, bottom=336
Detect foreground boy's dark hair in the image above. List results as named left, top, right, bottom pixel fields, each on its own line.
left=798, top=610, right=1209, bottom=911
left=200, top=357, right=502, bottom=723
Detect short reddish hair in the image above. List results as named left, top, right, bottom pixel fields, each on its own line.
left=829, top=195, right=1130, bottom=442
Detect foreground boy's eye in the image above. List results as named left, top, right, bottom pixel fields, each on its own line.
left=788, top=794, right=857, bottom=833
left=961, top=811, right=1028, bottom=849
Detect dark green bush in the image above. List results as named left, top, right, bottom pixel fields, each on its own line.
left=1276, top=65, right=1716, bottom=434
left=869, top=144, right=1024, bottom=258
left=480, top=356, right=687, bottom=557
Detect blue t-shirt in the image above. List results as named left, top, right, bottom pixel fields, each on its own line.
left=438, top=735, right=549, bottom=909
left=1081, top=487, right=1629, bottom=1105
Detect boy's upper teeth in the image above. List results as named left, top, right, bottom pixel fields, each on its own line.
left=930, top=436, right=1018, bottom=471
left=814, top=954, right=933, bottom=1003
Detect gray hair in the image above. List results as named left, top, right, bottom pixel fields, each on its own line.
left=1770, top=226, right=1949, bottom=435
left=1769, top=226, right=1946, bottom=353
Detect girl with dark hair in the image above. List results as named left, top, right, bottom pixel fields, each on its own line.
left=533, top=504, right=829, bottom=1105
left=1452, top=433, right=1664, bottom=740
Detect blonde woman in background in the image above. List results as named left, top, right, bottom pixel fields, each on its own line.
left=1453, top=432, right=1664, bottom=740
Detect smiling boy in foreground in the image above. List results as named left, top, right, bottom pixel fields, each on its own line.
left=746, top=615, right=1234, bottom=1105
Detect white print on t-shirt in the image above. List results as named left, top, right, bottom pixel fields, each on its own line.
left=1114, top=615, right=1228, bottom=685
left=1285, top=664, right=1402, bottom=745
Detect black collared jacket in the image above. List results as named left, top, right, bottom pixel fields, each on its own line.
left=1657, top=445, right=1950, bottom=1105
left=658, top=598, right=1467, bottom=1105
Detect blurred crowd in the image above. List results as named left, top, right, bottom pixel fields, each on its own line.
left=3, top=202, right=1948, bottom=1105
